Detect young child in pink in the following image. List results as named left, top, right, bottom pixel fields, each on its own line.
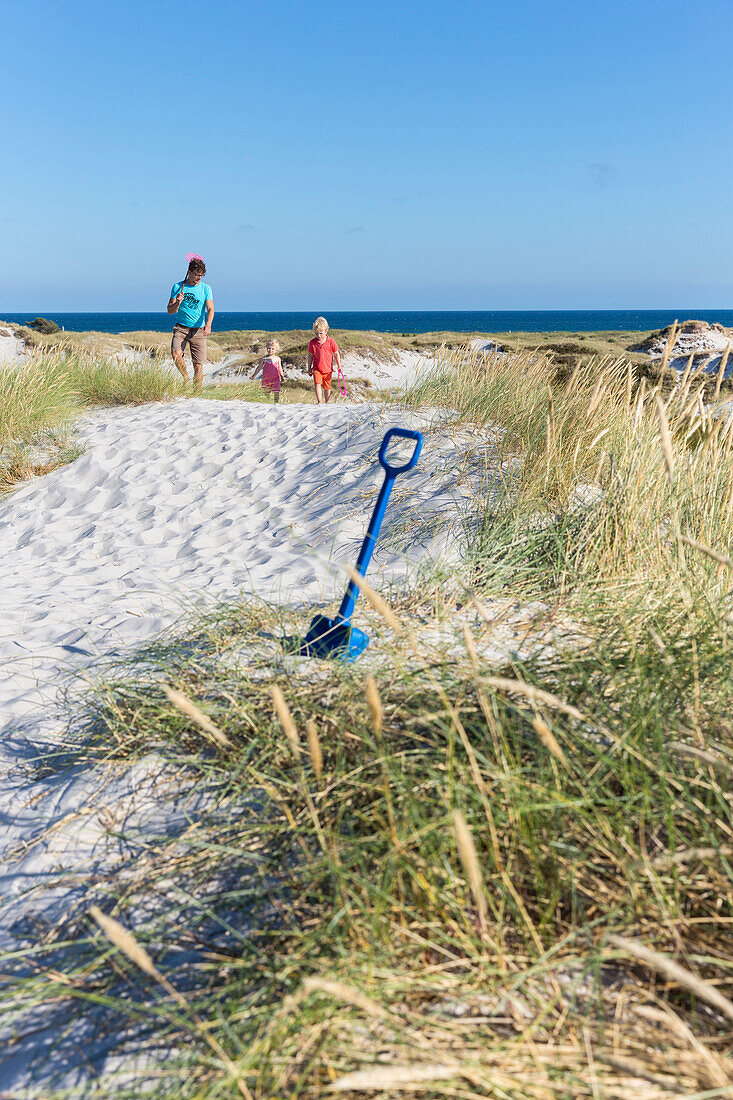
left=252, top=338, right=284, bottom=402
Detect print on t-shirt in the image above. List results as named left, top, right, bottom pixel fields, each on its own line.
left=171, top=281, right=212, bottom=328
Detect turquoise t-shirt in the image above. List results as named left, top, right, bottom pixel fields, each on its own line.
left=171, top=281, right=213, bottom=328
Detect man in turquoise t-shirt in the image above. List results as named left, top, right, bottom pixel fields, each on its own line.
left=166, top=256, right=214, bottom=389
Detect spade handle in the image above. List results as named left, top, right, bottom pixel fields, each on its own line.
left=337, top=428, right=423, bottom=623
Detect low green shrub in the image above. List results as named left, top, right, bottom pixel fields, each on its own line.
left=28, top=316, right=60, bottom=334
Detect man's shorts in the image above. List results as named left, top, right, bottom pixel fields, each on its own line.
left=172, top=323, right=206, bottom=367
left=313, top=369, right=332, bottom=390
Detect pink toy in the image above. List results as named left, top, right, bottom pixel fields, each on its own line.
left=186, top=252, right=203, bottom=264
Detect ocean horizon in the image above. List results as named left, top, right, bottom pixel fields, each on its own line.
left=3, top=309, right=733, bottom=335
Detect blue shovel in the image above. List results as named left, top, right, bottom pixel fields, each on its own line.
left=300, top=427, right=424, bottom=661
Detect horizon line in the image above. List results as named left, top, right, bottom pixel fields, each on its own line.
left=4, top=307, right=733, bottom=315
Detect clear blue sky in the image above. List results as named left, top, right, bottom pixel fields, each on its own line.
left=3, top=0, right=732, bottom=311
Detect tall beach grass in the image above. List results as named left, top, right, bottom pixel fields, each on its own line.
left=0, top=346, right=302, bottom=490
left=3, top=341, right=733, bottom=1095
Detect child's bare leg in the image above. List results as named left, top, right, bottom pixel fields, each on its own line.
left=314, top=382, right=323, bottom=404
left=273, top=392, right=280, bottom=403
left=324, top=387, right=331, bottom=404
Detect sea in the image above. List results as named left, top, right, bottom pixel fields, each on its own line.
left=3, top=310, right=733, bottom=335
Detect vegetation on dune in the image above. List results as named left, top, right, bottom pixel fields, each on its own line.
left=488, top=328, right=651, bottom=365
left=7, top=322, right=467, bottom=365
left=4, top=337, right=733, bottom=1095
left=0, top=349, right=321, bottom=489
left=0, top=351, right=188, bottom=478
left=26, top=315, right=61, bottom=334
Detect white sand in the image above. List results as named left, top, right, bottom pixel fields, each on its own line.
left=1, top=400, right=493, bottom=719
left=0, top=400, right=498, bottom=920
left=0, top=327, right=25, bottom=365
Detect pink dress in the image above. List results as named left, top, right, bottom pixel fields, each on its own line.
left=261, top=356, right=281, bottom=393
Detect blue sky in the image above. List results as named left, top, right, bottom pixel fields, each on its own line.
left=3, top=0, right=732, bottom=310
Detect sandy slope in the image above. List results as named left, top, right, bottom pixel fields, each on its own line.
left=1, top=400, right=494, bottom=728
left=0, top=398, right=507, bottom=1093
left=0, top=397, right=505, bottom=1091
left=0, top=328, right=25, bottom=364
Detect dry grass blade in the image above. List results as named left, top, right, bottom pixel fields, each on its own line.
left=365, top=674, right=383, bottom=734
left=659, top=319, right=679, bottom=373
left=715, top=342, right=731, bottom=401
left=462, top=621, right=480, bottom=672
left=452, top=809, right=489, bottom=940
left=633, top=376, right=647, bottom=429
left=608, top=934, right=733, bottom=1025
left=89, top=906, right=253, bottom=1098
left=302, top=977, right=392, bottom=1020
left=531, top=715, right=568, bottom=767
left=650, top=845, right=733, bottom=870
left=655, top=395, right=675, bottom=486
left=679, top=534, right=733, bottom=569
left=676, top=352, right=695, bottom=405
left=588, top=426, right=612, bottom=452
left=596, top=1053, right=688, bottom=1092
left=670, top=740, right=733, bottom=775
left=633, top=1004, right=732, bottom=1088
left=330, top=1063, right=461, bottom=1091
left=306, top=718, right=323, bottom=779
left=89, top=905, right=158, bottom=978
left=343, top=565, right=403, bottom=634
left=161, top=684, right=231, bottom=749
left=625, top=360, right=634, bottom=408
left=271, top=684, right=300, bottom=754
left=482, top=675, right=585, bottom=723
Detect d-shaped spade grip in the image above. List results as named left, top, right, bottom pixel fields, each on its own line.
left=337, top=427, right=424, bottom=624
left=378, top=427, right=424, bottom=475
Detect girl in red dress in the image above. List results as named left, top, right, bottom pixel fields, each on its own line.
left=252, top=338, right=284, bottom=402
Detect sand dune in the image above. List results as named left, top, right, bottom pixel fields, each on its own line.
left=0, top=396, right=507, bottom=1090
left=0, top=398, right=499, bottom=946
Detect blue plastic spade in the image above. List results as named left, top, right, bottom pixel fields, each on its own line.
left=300, top=427, right=424, bottom=661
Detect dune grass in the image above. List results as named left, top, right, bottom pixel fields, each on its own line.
left=0, top=348, right=319, bottom=491
left=4, top=338, right=733, bottom=1094
left=0, top=349, right=183, bottom=446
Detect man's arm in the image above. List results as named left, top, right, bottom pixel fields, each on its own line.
left=167, top=287, right=184, bottom=315
left=204, top=299, right=214, bottom=336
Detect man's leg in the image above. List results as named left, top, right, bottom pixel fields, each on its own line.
left=171, top=327, right=190, bottom=382
left=190, top=329, right=206, bottom=391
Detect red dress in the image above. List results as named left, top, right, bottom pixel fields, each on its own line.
left=261, top=356, right=281, bottom=393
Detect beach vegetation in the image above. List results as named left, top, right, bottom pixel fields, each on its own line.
left=27, top=315, right=60, bottom=334
left=3, top=341, right=733, bottom=1094
left=0, top=348, right=322, bottom=492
